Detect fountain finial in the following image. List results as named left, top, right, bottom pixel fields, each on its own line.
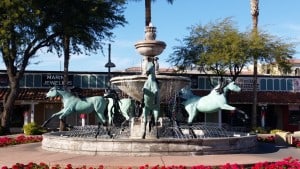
left=145, top=23, right=156, bottom=40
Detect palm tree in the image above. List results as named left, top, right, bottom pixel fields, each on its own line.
left=133, top=0, right=174, bottom=26
left=250, top=0, right=259, bottom=128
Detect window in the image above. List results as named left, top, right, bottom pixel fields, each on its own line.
left=34, top=75, right=42, bottom=87
left=82, top=76, right=89, bottom=88
left=97, top=76, right=105, bottom=88
left=260, top=79, right=266, bottom=90
left=267, top=79, right=273, bottom=90
left=90, top=76, right=96, bottom=88
left=205, top=78, right=211, bottom=90
left=198, top=77, right=205, bottom=90
left=73, top=75, right=81, bottom=87
left=280, top=79, right=286, bottom=91
left=191, top=77, right=198, bottom=89
left=274, top=79, right=279, bottom=91
left=287, top=79, right=293, bottom=91
left=25, top=75, right=33, bottom=87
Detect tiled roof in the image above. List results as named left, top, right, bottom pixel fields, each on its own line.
left=0, top=88, right=299, bottom=105
left=0, top=88, right=105, bottom=102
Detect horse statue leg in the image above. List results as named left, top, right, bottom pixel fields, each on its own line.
left=119, top=99, right=134, bottom=127
left=106, top=98, right=114, bottom=126
left=93, top=97, right=109, bottom=138
left=41, top=110, right=64, bottom=127
left=185, top=106, right=197, bottom=138
left=185, top=105, right=197, bottom=125
left=153, top=109, right=159, bottom=139
left=220, top=104, right=236, bottom=111
left=141, top=106, right=150, bottom=139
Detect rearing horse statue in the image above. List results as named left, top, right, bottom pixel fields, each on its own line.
left=182, top=80, right=241, bottom=125
left=42, top=87, right=109, bottom=127
left=141, top=61, right=160, bottom=138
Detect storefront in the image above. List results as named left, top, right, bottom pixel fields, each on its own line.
left=0, top=70, right=299, bottom=132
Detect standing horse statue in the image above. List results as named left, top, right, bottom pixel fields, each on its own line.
left=182, top=80, right=241, bottom=125
left=141, top=61, right=160, bottom=139
left=42, top=87, right=109, bottom=131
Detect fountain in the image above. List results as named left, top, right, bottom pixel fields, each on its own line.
left=42, top=24, right=257, bottom=156
left=110, top=23, right=190, bottom=102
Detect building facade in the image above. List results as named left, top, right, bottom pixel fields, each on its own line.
left=0, top=70, right=300, bottom=132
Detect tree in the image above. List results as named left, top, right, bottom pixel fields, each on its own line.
left=35, top=0, right=127, bottom=130
left=168, top=18, right=251, bottom=82
left=168, top=17, right=295, bottom=87
left=250, top=0, right=259, bottom=129
left=0, top=0, right=127, bottom=133
left=132, top=0, right=174, bottom=26
left=0, top=0, right=57, bottom=134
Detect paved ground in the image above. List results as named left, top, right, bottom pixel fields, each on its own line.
left=0, top=142, right=299, bottom=168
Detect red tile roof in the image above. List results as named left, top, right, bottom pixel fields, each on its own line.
left=0, top=88, right=105, bottom=102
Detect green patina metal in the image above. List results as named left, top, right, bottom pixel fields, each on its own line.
left=182, top=81, right=241, bottom=124
left=141, top=61, right=160, bottom=138
left=42, top=86, right=136, bottom=129
left=42, top=86, right=109, bottom=127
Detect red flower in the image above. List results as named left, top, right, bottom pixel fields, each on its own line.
left=66, top=163, right=72, bottom=169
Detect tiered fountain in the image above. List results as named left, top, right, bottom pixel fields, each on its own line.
left=41, top=24, right=257, bottom=156
left=110, top=23, right=190, bottom=102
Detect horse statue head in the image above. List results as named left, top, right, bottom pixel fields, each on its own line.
left=179, top=86, right=197, bottom=100
left=46, top=86, right=74, bottom=101
left=226, top=81, right=241, bottom=92
left=145, top=61, right=155, bottom=77
left=214, top=80, right=241, bottom=95
left=46, top=86, right=62, bottom=98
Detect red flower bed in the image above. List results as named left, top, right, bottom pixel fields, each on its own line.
left=1, top=157, right=299, bottom=169
left=0, top=135, right=43, bottom=147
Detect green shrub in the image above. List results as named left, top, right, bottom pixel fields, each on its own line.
left=23, top=123, right=46, bottom=135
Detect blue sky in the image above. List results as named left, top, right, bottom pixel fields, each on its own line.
left=5, top=0, right=300, bottom=72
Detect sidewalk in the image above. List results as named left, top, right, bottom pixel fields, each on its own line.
left=0, top=142, right=299, bottom=168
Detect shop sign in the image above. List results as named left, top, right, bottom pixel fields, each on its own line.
left=42, top=74, right=73, bottom=86
left=236, top=77, right=260, bottom=91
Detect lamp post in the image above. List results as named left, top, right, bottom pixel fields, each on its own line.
left=105, top=44, right=116, bottom=89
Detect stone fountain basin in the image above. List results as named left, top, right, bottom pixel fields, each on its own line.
left=42, top=132, right=257, bottom=156
left=110, top=74, right=191, bottom=102
left=135, top=40, right=166, bottom=57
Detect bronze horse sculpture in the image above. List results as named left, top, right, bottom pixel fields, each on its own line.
left=42, top=87, right=109, bottom=128
left=141, top=61, right=160, bottom=138
left=42, top=87, right=135, bottom=137
left=181, top=80, right=242, bottom=125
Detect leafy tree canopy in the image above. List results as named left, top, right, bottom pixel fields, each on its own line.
left=0, top=0, right=127, bottom=132
left=168, top=18, right=295, bottom=80
left=37, top=0, right=127, bottom=57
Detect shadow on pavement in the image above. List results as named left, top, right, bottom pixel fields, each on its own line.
left=253, top=142, right=290, bottom=154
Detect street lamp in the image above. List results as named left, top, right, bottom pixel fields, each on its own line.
left=105, top=43, right=116, bottom=89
